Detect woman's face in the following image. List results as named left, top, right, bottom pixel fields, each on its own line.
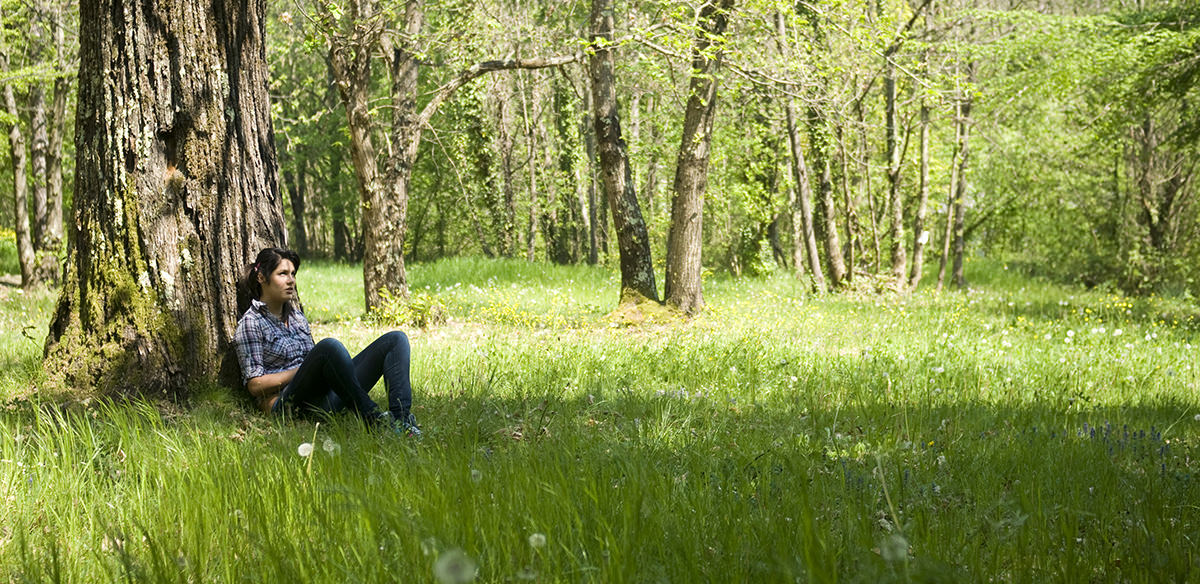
left=258, top=259, right=297, bottom=305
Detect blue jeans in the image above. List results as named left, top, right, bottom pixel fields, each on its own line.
left=272, top=331, right=414, bottom=421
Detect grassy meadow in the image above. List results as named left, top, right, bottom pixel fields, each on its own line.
left=1, top=257, right=1199, bottom=582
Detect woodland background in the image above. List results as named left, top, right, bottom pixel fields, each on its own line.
left=2, top=0, right=1199, bottom=300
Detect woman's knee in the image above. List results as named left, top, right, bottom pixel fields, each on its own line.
left=314, top=337, right=349, bottom=355
left=383, top=330, right=410, bottom=351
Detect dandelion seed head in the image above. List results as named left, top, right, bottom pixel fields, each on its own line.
left=297, top=442, right=314, bottom=457
left=880, top=533, right=908, bottom=563
left=323, top=439, right=341, bottom=454
left=528, top=533, right=547, bottom=549
left=434, top=550, right=478, bottom=584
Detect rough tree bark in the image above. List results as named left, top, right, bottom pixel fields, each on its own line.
left=590, top=0, right=658, bottom=303
left=664, top=0, right=734, bottom=315
left=44, top=0, right=286, bottom=396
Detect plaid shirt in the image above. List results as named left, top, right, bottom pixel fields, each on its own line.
left=233, top=299, right=315, bottom=386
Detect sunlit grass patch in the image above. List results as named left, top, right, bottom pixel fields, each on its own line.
left=1, top=257, right=1198, bottom=581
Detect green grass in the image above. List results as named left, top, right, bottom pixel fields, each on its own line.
left=2, top=257, right=1199, bottom=582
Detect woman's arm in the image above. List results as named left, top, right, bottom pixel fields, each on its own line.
left=246, top=368, right=298, bottom=413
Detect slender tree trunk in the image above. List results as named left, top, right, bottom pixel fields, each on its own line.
left=552, top=76, right=581, bottom=264
left=29, top=84, right=48, bottom=245
left=836, top=122, right=858, bottom=280
left=287, top=157, right=310, bottom=255
left=951, top=90, right=972, bottom=290
left=496, top=83, right=517, bottom=257
left=908, top=5, right=933, bottom=292
left=784, top=103, right=825, bottom=292
left=908, top=97, right=931, bottom=291
left=2, top=56, right=37, bottom=289
left=936, top=97, right=962, bottom=292
left=590, top=0, right=658, bottom=302
left=45, top=0, right=285, bottom=396
left=787, top=184, right=805, bottom=277
left=521, top=74, right=540, bottom=262
left=857, top=93, right=881, bottom=271
left=664, top=0, right=733, bottom=314
left=641, top=95, right=661, bottom=215
left=581, top=74, right=600, bottom=265
left=44, top=26, right=70, bottom=285
left=326, top=0, right=388, bottom=306
left=811, top=116, right=847, bottom=287
left=885, top=62, right=906, bottom=282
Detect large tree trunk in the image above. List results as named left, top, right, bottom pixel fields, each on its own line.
left=664, top=0, right=733, bottom=314
left=2, top=55, right=37, bottom=289
left=44, top=0, right=285, bottom=396
left=589, top=0, right=658, bottom=303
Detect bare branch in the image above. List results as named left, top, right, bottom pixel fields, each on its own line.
left=415, top=53, right=583, bottom=129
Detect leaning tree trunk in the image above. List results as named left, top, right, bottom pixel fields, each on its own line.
left=590, top=0, right=658, bottom=303
left=44, top=0, right=286, bottom=396
left=664, top=0, right=734, bottom=315
left=783, top=101, right=825, bottom=292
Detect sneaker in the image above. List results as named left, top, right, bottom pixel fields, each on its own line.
left=397, top=412, right=423, bottom=439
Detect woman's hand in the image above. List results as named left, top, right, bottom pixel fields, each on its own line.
left=247, top=368, right=298, bottom=412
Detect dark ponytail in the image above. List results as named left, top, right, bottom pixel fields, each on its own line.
left=237, top=247, right=302, bottom=314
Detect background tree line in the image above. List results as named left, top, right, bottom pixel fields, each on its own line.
left=4, top=0, right=1199, bottom=306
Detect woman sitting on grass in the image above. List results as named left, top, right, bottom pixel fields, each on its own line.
left=233, top=247, right=421, bottom=438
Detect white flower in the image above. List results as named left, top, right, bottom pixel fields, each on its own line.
left=879, top=533, right=908, bottom=563
left=1044, top=333, right=1052, bottom=340
left=323, top=439, right=341, bottom=455
left=1067, top=330, right=1075, bottom=337
left=1113, top=329, right=1122, bottom=336
left=297, top=442, right=314, bottom=457
left=528, top=533, right=547, bottom=549
left=931, top=366, right=945, bottom=374
left=434, top=550, right=478, bottom=584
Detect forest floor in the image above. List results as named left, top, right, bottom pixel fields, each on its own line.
left=2, top=256, right=1199, bottom=582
